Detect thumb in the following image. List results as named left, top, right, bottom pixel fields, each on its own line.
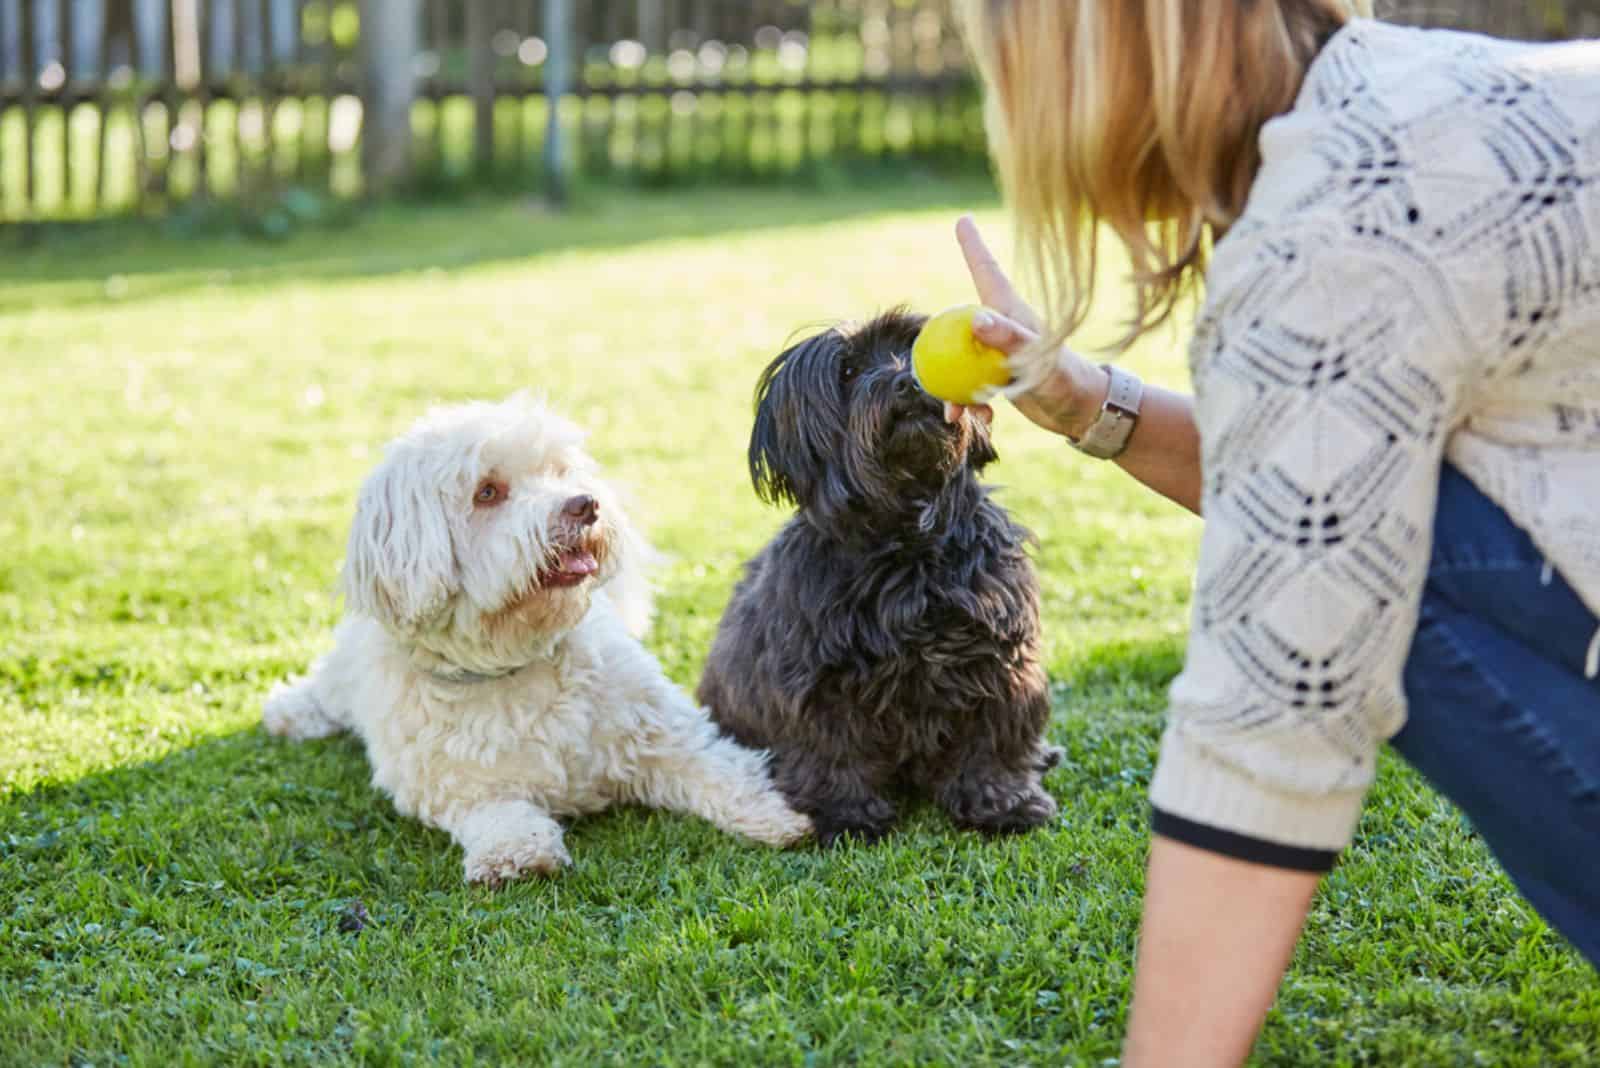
left=944, top=401, right=995, bottom=426
left=972, top=308, right=1039, bottom=355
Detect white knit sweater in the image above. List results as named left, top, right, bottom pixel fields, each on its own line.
left=1149, top=19, right=1600, bottom=860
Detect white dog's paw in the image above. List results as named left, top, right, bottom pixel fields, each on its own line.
left=463, top=835, right=572, bottom=886
left=741, top=796, right=815, bottom=848
left=262, top=680, right=343, bottom=741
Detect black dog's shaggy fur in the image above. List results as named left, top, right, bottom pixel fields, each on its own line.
left=698, top=309, right=1060, bottom=846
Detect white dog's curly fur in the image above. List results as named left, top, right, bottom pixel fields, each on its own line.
left=264, top=396, right=811, bottom=883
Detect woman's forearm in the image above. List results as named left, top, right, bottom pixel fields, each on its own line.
left=1060, top=363, right=1202, bottom=515
left=954, top=216, right=1204, bottom=515
left=1123, top=835, right=1321, bottom=1068
left=1121, top=383, right=1202, bottom=516
left=971, top=329, right=1205, bottom=516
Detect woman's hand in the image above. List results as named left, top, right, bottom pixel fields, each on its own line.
left=946, top=215, right=1205, bottom=515
left=946, top=217, right=1111, bottom=440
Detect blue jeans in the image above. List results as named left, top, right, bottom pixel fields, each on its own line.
left=1392, top=465, right=1600, bottom=967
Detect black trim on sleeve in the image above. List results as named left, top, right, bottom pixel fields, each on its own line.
left=1151, top=807, right=1339, bottom=873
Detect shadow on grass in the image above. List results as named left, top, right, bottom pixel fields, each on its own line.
left=0, top=172, right=999, bottom=314
left=0, top=631, right=1182, bottom=897
left=0, top=721, right=565, bottom=915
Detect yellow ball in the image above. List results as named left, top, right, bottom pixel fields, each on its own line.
left=910, top=304, right=1011, bottom=406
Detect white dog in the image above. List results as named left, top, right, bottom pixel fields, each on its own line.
left=263, top=396, right=811, bottom=884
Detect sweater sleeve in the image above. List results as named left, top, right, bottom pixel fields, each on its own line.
left=1149, top=222, right=1474, bottom=869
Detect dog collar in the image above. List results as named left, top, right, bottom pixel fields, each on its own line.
left=422, top=664, right=525, bottom=685
left=411, top=633, right=565, bottom=685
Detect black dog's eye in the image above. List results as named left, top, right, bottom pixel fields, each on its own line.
left=840, top=359, right=860, bottom=384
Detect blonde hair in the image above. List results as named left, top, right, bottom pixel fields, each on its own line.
left=960, top=0, right=1374, bottom=351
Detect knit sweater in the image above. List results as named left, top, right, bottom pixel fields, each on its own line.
left=1149, top=18, right=1600, bottom=870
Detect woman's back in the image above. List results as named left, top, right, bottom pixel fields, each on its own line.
left=1215, top=17, right=1600, bottom=604
left=1157, top=18, right=1600, bottom=857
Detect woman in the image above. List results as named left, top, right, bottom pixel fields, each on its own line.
left=946, top=1, right=1600, bottom=1064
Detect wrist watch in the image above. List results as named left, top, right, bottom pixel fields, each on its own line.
left=1068, top=364, right=1144, bottom=460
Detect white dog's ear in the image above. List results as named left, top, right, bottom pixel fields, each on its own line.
left=342, top=456, right=458, bottom=632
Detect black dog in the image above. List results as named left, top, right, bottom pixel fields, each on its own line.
left=698, top=309, right=1060, bottom=846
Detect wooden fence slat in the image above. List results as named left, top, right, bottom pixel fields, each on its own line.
left=168, top=0, right=205, bottom=201
left=0, top=2, right=6, bottom=218
left=295, top=0, right=313, bottom=180
left=94, top=0, right=113, bottom=210
left=162, top=0, right=179, bottom=204
left=258, top=0, right=278, bottom=182
left=322, top=0, right=338, bottom=188
left=60, top=0, right=74, bottom=212
left=195, top=0, right=209, bottom=199
left=427, top=0, right=444, bottom=53
left=504, top=0, right=523, bottom=172
left=20, top=0, right=35, bottom=211
left=232, top=0, right=247, bottom=195
left=128, top=0, right=148, bottom=212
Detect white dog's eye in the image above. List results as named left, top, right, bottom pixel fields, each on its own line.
left=474, top=479, right=508, bottom=507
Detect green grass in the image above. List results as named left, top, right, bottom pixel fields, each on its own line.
left=1, top=178, right=1594, bottom=1066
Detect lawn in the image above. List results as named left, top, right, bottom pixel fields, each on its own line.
left=1, top=178, right=1595, bottom=1066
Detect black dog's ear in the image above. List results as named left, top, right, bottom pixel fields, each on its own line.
left=966, top=413, right=999, bottom=472
left=749, top=329, right=847, bottom=507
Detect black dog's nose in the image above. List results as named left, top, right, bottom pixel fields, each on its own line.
left=563, top=494, right=599, bottom=526
left=891, top=371, right=937, bottom=417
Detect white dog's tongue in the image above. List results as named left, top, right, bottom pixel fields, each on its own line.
left=557, top=550, right=599, bottom=576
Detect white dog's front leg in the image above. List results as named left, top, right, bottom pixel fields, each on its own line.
left=450, top=800, right=571, bottom=885
left=262, top=676, right=345, bottom=740
left=630, top=690, right=813, bottom=848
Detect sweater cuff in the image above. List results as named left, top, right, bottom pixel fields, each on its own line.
left=1148, top=727, right=1365, bottom=871
left=1151, top=808, right=1338, bottom=872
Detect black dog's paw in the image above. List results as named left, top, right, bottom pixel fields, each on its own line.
left=980, top=786, right=1058, bottom=835
left=946, top=780, right=1058, bottom=836
left=1035, top=745, right=1064, bottom=774
left=813, top=797, right=898, bottom=848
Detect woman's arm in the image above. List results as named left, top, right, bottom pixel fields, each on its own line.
left=952, top=216, right=1337, bottom=1066
left=1123, top=836, right=1320, bottom=1068
left=952, top=217, right=1203, bottom=515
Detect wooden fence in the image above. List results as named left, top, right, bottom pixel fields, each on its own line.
left=0, top=0, right=363, bottom=221
left=0, top=0, right=1597, bottom=224
left=0, top=0, right=980, bottom=222
left=407, top=0, right=980, bottom=195
left=1385, top=0, right=1600, bottom=37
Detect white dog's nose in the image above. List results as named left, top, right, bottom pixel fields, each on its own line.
left=563, top=494, right=599, bottom=526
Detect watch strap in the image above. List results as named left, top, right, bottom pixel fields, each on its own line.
left=1069, top=364, right=1143, bottom=460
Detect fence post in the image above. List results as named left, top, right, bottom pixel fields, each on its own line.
left=639, top=0, right=666, bottom=53
left=359, top=0, right=418, bottom=194
left=19, top=0, right=36, bottom=214
left=466, top=0, right=494, bottom=176
left=544, top=0, right=572, bottom=205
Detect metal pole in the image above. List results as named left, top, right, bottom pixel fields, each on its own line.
left=465, top=0, right=493, bottom=176
left=358, top=0, right=419, bottom=194
left=543, top=0, right=571, bottom=204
